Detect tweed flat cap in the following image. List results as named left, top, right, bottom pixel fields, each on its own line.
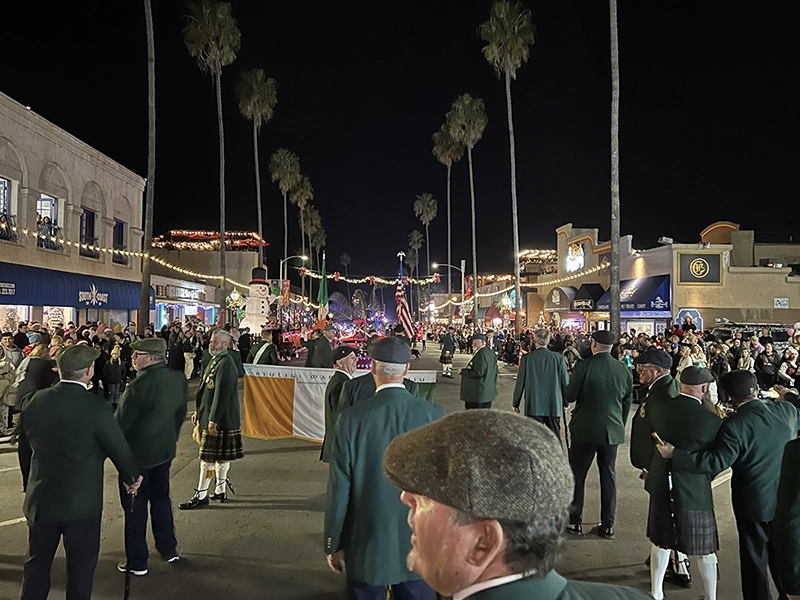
left=56, top=344, right=100, bottom=372
left=131, top=337, right=167, bottom=357
left=680, top=366, right=715, bottom=385
left=592, top=330, right=617, bottom=345
left=383, top=410, right=574, bottom=523
left=371, top=336, right=412, bottom=364
left=332, top=345, right=356, bottom=364
left=721, top=369, right=759, bottom=400
left=635, top=348, right=672, bottom=369
left=471, top=333, right=487, bottom=342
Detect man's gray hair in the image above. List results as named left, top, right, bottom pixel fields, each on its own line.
left=534, top=329, right=551, bottom=347
left=374, top=360, right=407, bottom=378
left=59, top=367, right=91, bottom=381
left=211, top=329, right=233, bottom=344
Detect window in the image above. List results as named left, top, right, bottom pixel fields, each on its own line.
left=80, top=207, right=100, bottom=258
left=37, top=195, right=58, bottom=224
left=0, top=177, right=17, bottom=242
left=0, top=178, right=10, bottom=215
left=112, top=220, right=128, bottom=265
left=37, top=195, right=63, bottom=251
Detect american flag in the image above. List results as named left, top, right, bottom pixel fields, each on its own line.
left=395, top=268, right=415, bottom=337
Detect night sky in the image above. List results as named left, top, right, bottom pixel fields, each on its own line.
left=3, top=1, right=798, bottom=283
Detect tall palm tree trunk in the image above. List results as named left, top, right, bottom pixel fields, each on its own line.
left=215, top=70, right=227, bottom=325
left=300, top=208, right=306, bottom=299
left=609, top=0, right=621, bottom=335
left=345, top=266, right=351, bottom=302
left=425, top=223, right=430, bottom=322
left=138, top=0, right=155, bottom=335
left=505, top=71, right=522, bottom=335
left=282, top=190, right=288, bottom=270
left=446, top=164, right=452, bottom=323
left=467, top=147, right=478, bottom=302
left=252, top=121, right=264, bottom=269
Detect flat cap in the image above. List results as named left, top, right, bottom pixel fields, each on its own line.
left=634, top=348, right=672, bottom=369
left=370, top=336, right=411, bottom=364
left=720, top=369, right=759, bottom=400
left=323, top=324, right=336, bottom=332
left=680, top=366, right=715, bottom=385
left=592, top=330, right=617, bottom=345
left=394, top=324, right=405, bottom=333
left=332, top=345, right=356, bottom=364
left=131, top=337, right=167, bottom=357
left=471, top=333, right=487, bottom=342
left=56, top=344, right=100, bottom=372
left=383, top=410, right=574, bottom=523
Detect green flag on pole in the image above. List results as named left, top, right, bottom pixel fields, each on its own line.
left=317, top=251, right=329, bottom=326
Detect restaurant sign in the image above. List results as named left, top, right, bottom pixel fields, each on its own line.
left=678, top=253, right=722, bottom=285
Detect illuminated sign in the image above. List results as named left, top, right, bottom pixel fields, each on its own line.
left=678, top=253, right=722, bottom=285
left=566, top=243, right=585, bottom=272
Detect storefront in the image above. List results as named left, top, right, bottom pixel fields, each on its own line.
left=595, top=275, right=672, bottom=335
left=544, top=286, right=585, bottom=328
left=0, top=261, right=150, bottom=329
left=151, top=276, right=217, bottom=330
left=570, top=283, right=606, bottom=331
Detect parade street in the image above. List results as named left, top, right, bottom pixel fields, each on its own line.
left=0, top=348, right=762, bottom=599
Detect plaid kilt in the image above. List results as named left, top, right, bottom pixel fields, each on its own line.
left=199, top=428, right=244, bottom=462
left=647, top=497, right=718, bottom=555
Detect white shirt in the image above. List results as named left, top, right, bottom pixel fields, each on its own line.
left=375, top=383, right=405, bottom=393
left=333, top=369, right=354, bottom=380
left=683, top=393, right=703, bottom=405
left=649, top=373, right=671, bottom=389
left=60, top=380, right=89, bottom=390
left=454, top=574, right=526, bottom=600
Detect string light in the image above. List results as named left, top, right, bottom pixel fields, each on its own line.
left=153, top=230, right=265, bottom=251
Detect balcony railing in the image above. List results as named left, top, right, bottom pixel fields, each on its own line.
left=79, top=235, right=100, bottom=259
left=37, top=224, right=64, bottom=251
left=112, top=245, right=129, bottom=265
left=0, top=213, right=19, bottom=242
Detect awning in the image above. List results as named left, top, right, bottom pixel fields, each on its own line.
left=544, top=286, right=578, bottom=312
left=0, top=261, right=154, bottom=310
left=596, top=275, right=671, bottom=316
left=571, top=284, right=605, bottom=312
left=467, top=306, right=489, bottom=320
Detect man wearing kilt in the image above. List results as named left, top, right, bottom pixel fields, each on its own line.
left=180, top=329, right=244, bottom=509
left=633, top=365, right=722, bottom=600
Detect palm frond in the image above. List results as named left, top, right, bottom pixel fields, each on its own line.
left=236, top=68, right=278, bottom=128
left=183, top=0, right=241, bottom=75
left=447, top=94, right=488, bottom=149
left=413, top=192, right=438, bottom=226
left=479, top=1, right=535, bottom=79
left=269, top=148, right=301, bottom=193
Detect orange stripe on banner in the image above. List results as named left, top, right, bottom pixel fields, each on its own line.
left=243, top=375, right=295, bottom=440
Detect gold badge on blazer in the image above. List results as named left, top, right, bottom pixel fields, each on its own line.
left=639, top=404, right=646, bottom=419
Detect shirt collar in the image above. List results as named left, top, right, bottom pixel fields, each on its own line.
left=334, top=368, right=354, bottom=379
left=375, top=382, right=406, bottom=392
left=454, top=574, right=527, bottom=600
left=682, top=393, right=703, bottom=404
left=648, top=373, right=671, bottom=389
left=60, top=380, right=89, bottom=390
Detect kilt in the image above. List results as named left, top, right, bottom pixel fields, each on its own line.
left=439, top=352, right=453, bottom=364
left=199, top=428, right=244, bottom=462
left=647, top=497, right=718, bottom=556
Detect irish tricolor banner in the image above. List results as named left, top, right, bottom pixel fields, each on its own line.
left=242, top=365, right=437, bottom=442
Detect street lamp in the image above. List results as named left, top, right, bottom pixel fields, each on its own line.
left=433, top=261, right=466, bottom=325
left=279, top=255, right=307, bottom=332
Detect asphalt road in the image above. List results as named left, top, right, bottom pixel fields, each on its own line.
left=0, top=347, right=752, bottom=599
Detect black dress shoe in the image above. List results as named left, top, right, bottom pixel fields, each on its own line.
left=178, top=492, right=209, bottom=510
left=597, top=526, right=615, bottom=539
left=565, top=524, right=583, bottom=536
left=210, top=491, right=227, bottom=502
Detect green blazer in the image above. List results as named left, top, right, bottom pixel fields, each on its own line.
left=629, top=375, right=681, bottom=469
left=633, top=393, right=723, bottom=511
left=302, top=338, right=316, bottom=367
left=512, top=347, right=569, bottom=417
left=23, top=381, right=139, bottom=522
left=338, top=373, right=419, bottom=412
left=247, top=341, right=279, bottom=365
left=441, top=332, right=456, bottom=354
left=196, top=351, right=241, bottom=431
left=310, top=336, right=333, bottom=368
left=672, top=399, right=799, bottom=521
left=565, top=352, right=634, bottom=445
left=467, top=570, right=652, bottom=600
left=773, top=438, right=800, bottom=595
left=116, top=362, right=188, bottom=469
left=324, top=386, right=446, bottom=585
left=320, top=370, right=352, bottom=463
left=460, top=346, right=499, bottom=404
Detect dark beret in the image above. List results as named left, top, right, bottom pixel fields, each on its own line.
left=130, top=337, right=167, bottom=357
left=720, top=369, right=759, bottom=400
left=56, top=344, right=100, bottom=372
left=634, top=348, right=673, bottom=369
left=592, top=330, right=617, bottom=345
left=472, top=333, right=487, bottom=342
left=332, top=345, right=356, bottom=364
left=394, top=324, right=405, bottom=333
left=679, top=366, right=715, bottom=385
left=370, top=336, right=412, bottom=364
left=384, top=411, right=573, bottom=523
left=323, top=324, right=336, bottom=332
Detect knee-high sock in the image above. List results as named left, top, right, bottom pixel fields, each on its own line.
left=650, top=545, right=671, bottom=600
left=214, top=461, right=230, bottom=495
left=695, top=553, right=718, bottom=600
left=197, top=461, right=213, bottom=499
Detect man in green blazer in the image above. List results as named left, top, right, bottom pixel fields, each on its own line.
left=115, top=337, right=188, bottom=575
left=180, top=329, right=243, bottom=510
left=774, top=437, right=800, bottom=600
left=658, top=369, right=800, bottom=600
left=459, top=333, right=499, bottom=409
left=440, top=326, right=456, bottom=377
left=21, top=344, right=142, bottom=600
left=512, top=328, right=569, bottom=440
left=564, top=330, right=633, bottom=539
left=310, top=324, right=335, bottom=368
left=247, top=328, right=279, bottom=365
left=382, top=410, right=651, bottom=600
left=320, top=346, right=357, bottom=463
left=302, top=329, right=321, bottom=367
left=325, top=337, right=446, bottom=599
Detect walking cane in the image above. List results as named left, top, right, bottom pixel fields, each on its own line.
left=563, top=406, right=571, bottom=453
left=652, top=432, right=689, bottom=578
left=124, top=492, right=136, bottom=600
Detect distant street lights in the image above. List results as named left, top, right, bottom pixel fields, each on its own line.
left=433, top=261, right=466, bottom=325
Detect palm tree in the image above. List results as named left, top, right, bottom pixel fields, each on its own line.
left=236, top=68, right=278, bottom=269
left=432, top=125, right=464, bottom=320
left=303, top=204, right=322, bottom=300
left=609, top=0, right=621, bottom=335
left=183, top=0, right=241, bottom=323
left=269, top=148, right=301, bottom=269
left=289, top=175, right=313, bottom=298
left=138, top=0, right=156, bottom=335
left=480, top=0, right=534, bottom=335
left=340, top=252, right=352, bottom=301
left=408, top=230, right=424, bottom=318
left=413, top=193, right=438, bottom=277
left=447, top=94, right=487, bottom=287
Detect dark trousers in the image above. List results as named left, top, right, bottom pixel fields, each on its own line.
left=531, top=415, right=561, bottom=440
left=18, top=433, right=32, bottom=491
left=465, top=402, right=492, bottom=409
left=347, top=579, right=435, bottom=600
left=21, top=513, right=101, bottom=600
left=569, top=440, right=618, bottom=529
left=118, top=461, right=178, bottom=569
left=736, top=519, right=787, bottom=600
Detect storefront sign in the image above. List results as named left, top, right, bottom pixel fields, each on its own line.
left=678, top=253, right=722, bottom=285
left=78, top=284, right=109, bottom=306
left=572, top=299, right=594, bottom=311
left=0, top=282, right=15, bottom=296
left=775, top=298, right=790, bottom=309
left=676, top=309, right=703, bottom=333
left=544, top=286, right=577, bottom=313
